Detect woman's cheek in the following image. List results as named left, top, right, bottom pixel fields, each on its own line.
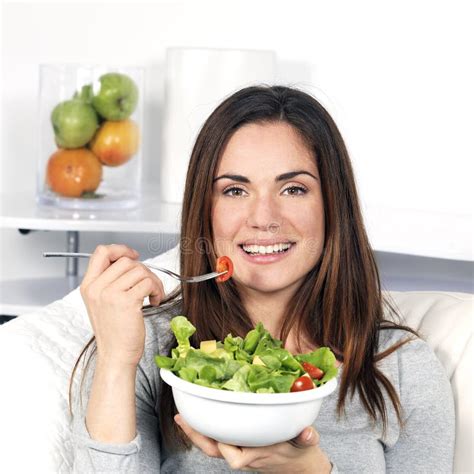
left=212, top=201, right=244, bottom=254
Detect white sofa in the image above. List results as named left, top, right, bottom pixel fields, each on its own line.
left=0, top=245, right=472, bottom=473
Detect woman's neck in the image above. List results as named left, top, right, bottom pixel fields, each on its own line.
left=240, top=288, right=288, bottom=336
left=239, top=285, right=313, bottom=354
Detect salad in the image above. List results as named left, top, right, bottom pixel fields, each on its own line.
left=155, top=316, right=338, bottom=393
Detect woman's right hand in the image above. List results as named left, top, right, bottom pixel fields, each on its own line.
left=80, top=244, right=165, bottom=368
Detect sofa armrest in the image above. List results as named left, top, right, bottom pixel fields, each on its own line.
left=388, top=290, right=473, bottom=474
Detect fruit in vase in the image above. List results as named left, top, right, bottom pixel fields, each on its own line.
left=46, top=148, right=102, bottom=198
left=51, top=85, right=99, bottom=148
left=92, top=73, right=138, bottom=120
left=90, top=119, right=140, bottom=166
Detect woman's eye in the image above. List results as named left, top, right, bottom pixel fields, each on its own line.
left=223, top=186, right=246, bottom=197
left=282, top=185, right=307, bottom=196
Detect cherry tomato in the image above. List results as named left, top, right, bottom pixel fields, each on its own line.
left=216, top=256, right=233, bottom=282
left=290, top=375, right=315, bottom=392
left=301, top=362, right=325, bottom=380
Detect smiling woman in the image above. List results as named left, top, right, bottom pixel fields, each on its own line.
left=211, top=122, right=324, bottom=316
left=70, top=85, right=455, bottom=473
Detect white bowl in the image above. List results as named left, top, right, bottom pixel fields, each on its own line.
left=160, top=368, right=338, bottom=447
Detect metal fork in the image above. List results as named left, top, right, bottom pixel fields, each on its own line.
left=42, top=252, right=227, bottom=283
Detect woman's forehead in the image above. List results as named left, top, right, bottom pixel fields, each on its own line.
left=216, top=122, right=317, bottom=176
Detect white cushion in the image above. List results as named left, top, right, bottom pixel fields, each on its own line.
left=0, top=245, right=180, bottom=472
left=388, top=291, right=473, bottom=474
left=0, top=246, right=471, bottom=473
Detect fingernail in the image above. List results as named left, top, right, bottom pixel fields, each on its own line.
left=305, top=428, right=314, bottom=442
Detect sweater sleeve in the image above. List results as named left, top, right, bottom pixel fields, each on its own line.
left=71, top=342, right=162, bottom=473
left=384, top=338, right=455, bottom=473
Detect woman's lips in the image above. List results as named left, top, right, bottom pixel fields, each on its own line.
left=238, top=243, right=295, bottom=264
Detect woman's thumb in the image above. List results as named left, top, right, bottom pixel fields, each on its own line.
left=289, top=427, right=319, bottom=448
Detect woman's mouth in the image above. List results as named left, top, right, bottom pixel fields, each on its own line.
left=238, top=242, right=295, bottom=264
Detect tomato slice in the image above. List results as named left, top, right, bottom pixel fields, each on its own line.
left=301, top=362, right=325, bottom=380
left=215, top=256, right=233, bottom=282
left=290, top=375, right=315, bottom=392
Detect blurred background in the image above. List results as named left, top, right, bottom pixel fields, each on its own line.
left=0, top=0, right=473, bottom=318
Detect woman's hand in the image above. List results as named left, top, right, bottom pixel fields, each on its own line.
left=80, top=244, right=165, bottom=368
left=174, top=414, right=332, bottom=473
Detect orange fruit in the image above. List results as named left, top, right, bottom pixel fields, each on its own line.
left=46, top=148, right=102, bottom=198
left=89, top=119, right=140, bottom=166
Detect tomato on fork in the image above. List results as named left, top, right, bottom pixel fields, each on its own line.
left=216, top=256, right=234, bottom=282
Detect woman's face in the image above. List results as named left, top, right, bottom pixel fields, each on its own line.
left=211, top=121, right=325, bottom=295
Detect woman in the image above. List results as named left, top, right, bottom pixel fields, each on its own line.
left=71, top=86, right=454, bottom=473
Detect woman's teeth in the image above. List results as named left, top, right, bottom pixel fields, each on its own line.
left=241, top=243, right=292, bottom=255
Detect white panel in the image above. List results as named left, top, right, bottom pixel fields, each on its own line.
left=160, top=48, right=276, bottom=203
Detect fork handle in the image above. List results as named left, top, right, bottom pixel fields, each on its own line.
left=43, top=252, right=185, bottom=281
left=42, top=251, right=221, bottom=283
left=43, top=252, right=92, bottom=258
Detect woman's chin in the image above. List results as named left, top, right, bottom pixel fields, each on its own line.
left=236, top=275, right=302, bottom=295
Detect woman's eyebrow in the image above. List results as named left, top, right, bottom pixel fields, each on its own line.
left=213, top=174, right=250, bottom=183
left=213, top=170, right=318, bottom=183
left=275, top=170, right=318, bottom=182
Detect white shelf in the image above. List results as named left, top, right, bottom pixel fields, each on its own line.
left=0, top=191, right=182, bottom=316
left=0, top=191, right=181, bottom=234
left=363, top=204, right=473, bottom=262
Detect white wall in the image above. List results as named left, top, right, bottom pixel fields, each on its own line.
left=1, top=1, right=473, bottom=285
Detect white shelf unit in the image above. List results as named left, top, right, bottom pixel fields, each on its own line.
left=0, top=192, right=181, bottom=316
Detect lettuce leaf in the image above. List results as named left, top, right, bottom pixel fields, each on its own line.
left=170, top=316, right=196, bottom=358
left=221, top=365, right=251, bottom=392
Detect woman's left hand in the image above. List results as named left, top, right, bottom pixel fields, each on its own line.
left=174, top=414, right=332, bottom=473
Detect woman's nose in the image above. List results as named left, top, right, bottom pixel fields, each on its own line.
left=245, top=195, right=281, bottom=233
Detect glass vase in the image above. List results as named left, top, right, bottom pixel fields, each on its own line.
left=37, top=64, right=144, bottom=210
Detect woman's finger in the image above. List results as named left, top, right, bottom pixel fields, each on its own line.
left=217, top=443, right=259, bottom=471
left=174, top=415, right=222, bottom=458
left=88, top=256, right=139, bottom=291
left=287, top=426, right=319, bottom=449
left=126, top=275, right=164, bottom=305
left=147, top=275, right=165, bottom=306
left=82, top=245, right=139, bottom=286
left=106, top=264, right=154, bottom=292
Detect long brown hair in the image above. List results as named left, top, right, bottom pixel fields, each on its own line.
left=69, top=85, right=418, bottom=451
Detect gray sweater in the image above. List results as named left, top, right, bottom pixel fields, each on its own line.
left=72, top=309, right=455, bottom=473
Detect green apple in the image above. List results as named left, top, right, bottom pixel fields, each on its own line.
left=51, top=94, right=99, bottom=149
left=92, top=73, right=138, bottom=121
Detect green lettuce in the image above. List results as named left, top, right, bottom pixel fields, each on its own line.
left=171, top=316, right=196, bottom=358
left=155, top=315, right=339, bottom=394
